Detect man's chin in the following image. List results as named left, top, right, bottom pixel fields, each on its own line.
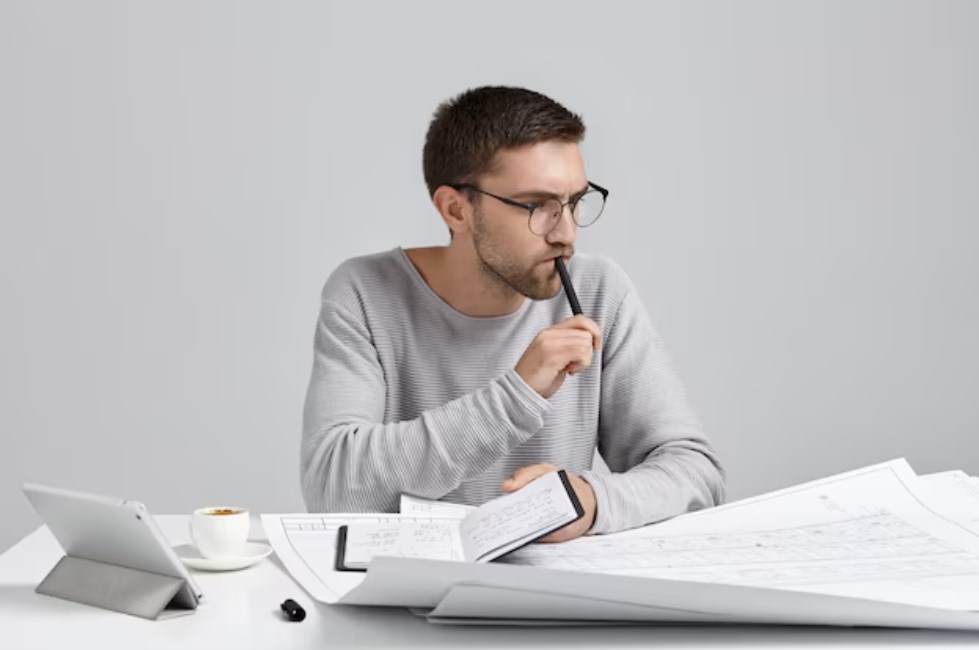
left=490, top=262, right=562, bottom=301
left=523, top=277, right=563, bottom=301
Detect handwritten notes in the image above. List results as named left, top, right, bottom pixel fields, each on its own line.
left=461, top=474, right=578, bottom=561
left=342, top=521, right=463, bottom=567
left=340, top=471, right=581, bottom=567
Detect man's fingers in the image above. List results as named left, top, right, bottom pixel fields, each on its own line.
left=551, top=315, right=603, bottom=350
left=514, top=316, right=603, bottom=399
left=501, top=463, right=559, bottom=493
left=541, top=334, right=594, bottom=372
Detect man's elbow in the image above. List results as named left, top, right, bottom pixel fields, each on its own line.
left=706, top=456, right=727, bottom=507
left=299, top=425, right=339, bottom=513
left=674, top=443, right=726, bottom=511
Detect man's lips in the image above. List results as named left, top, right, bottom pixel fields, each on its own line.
left=540, top=254, right=572, bottom=274
left=545, top=251, right=573, bottom=263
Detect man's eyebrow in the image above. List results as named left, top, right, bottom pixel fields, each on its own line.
left=510, top=184, right=591, bottom=201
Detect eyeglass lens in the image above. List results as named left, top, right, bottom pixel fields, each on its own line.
left=529, top=191, right=605, bottom=235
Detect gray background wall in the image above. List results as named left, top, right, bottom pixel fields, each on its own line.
left=2, top=0, right=977, bottom=553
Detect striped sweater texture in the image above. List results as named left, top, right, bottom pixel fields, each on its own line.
left=301, top=248, right=725, bottom=533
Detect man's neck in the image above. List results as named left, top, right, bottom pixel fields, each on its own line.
left=404, top=245, right=526, bottom=317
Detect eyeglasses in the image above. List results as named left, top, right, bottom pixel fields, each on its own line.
left=450, top=181, right=609, bottom=236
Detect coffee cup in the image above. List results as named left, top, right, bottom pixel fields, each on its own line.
left=190, top=506, right=250, bottom=558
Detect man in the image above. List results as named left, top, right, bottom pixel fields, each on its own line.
left=301, top=86, right=724, bottom=540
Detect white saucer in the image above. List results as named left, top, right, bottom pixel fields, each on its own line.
left=174, top=542, right=273, bottom=571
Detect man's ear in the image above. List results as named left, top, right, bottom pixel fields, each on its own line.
left=432, top=186, right=471, bottom=236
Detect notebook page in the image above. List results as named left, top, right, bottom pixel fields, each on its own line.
left=399, top=494, right=476, bottom=518
left=459, top=470, right=579, bottom=562
left=342, top=520, right=464, bottom=568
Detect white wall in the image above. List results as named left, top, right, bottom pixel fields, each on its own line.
left=2, top=0, right=977, bottom=552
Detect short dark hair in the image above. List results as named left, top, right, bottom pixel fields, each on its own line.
left=423, top=86, right=586, bottom=197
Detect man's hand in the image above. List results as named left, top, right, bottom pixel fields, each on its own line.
left=502, top=463, right=597, bottom=543
left=514, top=315, right=602, bottom=399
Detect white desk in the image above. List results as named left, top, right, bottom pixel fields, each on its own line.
left=0, top=516, right=975, bottom=649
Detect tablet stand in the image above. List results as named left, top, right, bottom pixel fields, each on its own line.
left=36, top=555, right=196, bottom=620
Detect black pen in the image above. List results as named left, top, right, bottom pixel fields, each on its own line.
left=554, top=257, right=582, bottom=316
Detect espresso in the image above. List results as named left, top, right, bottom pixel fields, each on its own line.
left=205, top=508, right=243, bottom=516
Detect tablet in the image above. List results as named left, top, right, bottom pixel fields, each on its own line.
left=22, top=482, right=203, bottom=607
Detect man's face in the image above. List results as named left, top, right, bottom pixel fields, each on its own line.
left=470, top=141, right=587, bottom=300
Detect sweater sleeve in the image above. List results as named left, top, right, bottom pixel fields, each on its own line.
left=579, top=274, right=726, bottom=534
left=300, top=299, right=552, bottom=513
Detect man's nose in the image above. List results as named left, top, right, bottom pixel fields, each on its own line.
left=545, top=204, right=577, bottom=245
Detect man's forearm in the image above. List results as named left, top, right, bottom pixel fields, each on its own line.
left=580, top=443, right=725, bottom=534
left=301, top=369, right=550, bottom=512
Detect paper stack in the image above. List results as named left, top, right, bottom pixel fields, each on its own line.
left=263, top=459, right=979, bottom=629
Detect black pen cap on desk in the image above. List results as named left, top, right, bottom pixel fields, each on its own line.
left=281, top=598, right=306, bottom=621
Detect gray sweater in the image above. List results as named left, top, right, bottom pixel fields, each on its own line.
left=301, top=248, right=725, bottom=533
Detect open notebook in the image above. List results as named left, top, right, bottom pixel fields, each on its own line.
left=335, top=470, right=584, bottom=571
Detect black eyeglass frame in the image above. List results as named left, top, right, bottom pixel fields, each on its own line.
left=449, top=181, right=609, bottom=235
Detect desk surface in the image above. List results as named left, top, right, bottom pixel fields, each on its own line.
left=1, top=516, right=976, bottom=649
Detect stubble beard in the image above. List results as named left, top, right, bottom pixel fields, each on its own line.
left=471, top=209, right=562, bottom=301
